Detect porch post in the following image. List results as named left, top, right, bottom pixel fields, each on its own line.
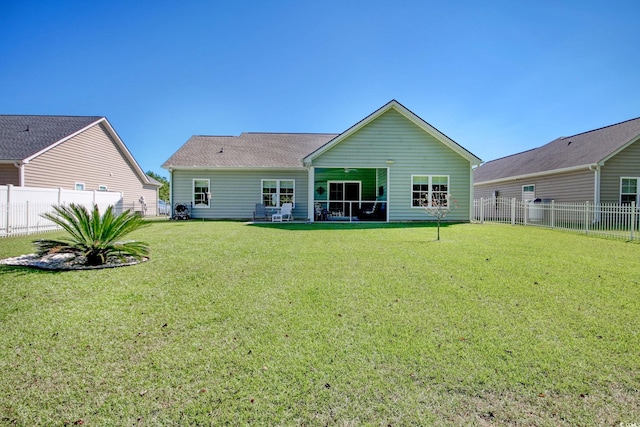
left=307, top=166, right=315, bottom=222
left=386, top=166, right=391, bottom=222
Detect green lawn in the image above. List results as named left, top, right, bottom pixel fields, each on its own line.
left=0, top=222, right=638, bottom=426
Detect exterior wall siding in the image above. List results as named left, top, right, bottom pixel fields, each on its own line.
left=0, top=164, right=19, bottom=185
left=600, top=139, right=640, bottom=204
left=23, top=123, right=158, bottom=215
left=312, top=109, right=472, bottom=221
left=474, top=168, right=595, bottom=203
left=171, top=169, right=309, bottom=220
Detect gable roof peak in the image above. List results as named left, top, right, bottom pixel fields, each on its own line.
left=0, top=115, right=105, bottom=161
left=303, top=99, right=481, bottom=165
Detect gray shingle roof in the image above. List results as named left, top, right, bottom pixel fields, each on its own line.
left=162, top=132, right=338, bottom=168
left=474, top=116, right=640, bottom=183
left=0, top=115, right=103, bottom=160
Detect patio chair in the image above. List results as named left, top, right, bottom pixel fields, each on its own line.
left=361, top=202, right=378, bottom=219
left=253, top=203, right=268, bottom=221
left=314, top=203, right=328, bottom=221
left=272, top=203, right=293, bottom=222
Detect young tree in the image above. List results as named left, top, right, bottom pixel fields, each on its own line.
left=422, top=194, right=458, bottom=241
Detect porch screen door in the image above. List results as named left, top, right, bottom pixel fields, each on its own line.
left=329, top=181, right=360, bottom=217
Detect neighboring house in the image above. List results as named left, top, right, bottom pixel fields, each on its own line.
left=0, top=115, right=160, bottom=215
left=162, top=100, right=481, bottom=222
left=474, top=116, right=640, bottom=204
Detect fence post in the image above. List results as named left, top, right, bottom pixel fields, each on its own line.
left=480, top=197, right=484, bottom=223
left=550, top=200, right=555, bottom=228
left=631, top=201, right=636, bottom=241
left=58, top=187, right=63, bottom=205
left=584, top=201, right=590, bottom=234
left=26, top=200, right=30, bottom=235
left=511, top=198, right=516, bottom=225
left=6, top=184, right=13, bottom=236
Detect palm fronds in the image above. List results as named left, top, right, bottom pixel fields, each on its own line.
left=34, top=204, right=150, bottom=266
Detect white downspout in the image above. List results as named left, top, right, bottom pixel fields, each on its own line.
left=469, top=164, right=475, bottom=221
left=588, top=164, right=601, bottom=205
left=589, top=164, right=601, bottom=223
left=14, top=161, right=25, bottom=186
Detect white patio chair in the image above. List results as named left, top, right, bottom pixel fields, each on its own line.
left=272, top=203, right=293, bottom=222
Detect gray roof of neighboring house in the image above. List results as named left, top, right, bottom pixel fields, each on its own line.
left=0, top=115, right=103, bottom=160
left=162, top=132, right=339, bottom=168
left=474, top=116, right=640, bottom=183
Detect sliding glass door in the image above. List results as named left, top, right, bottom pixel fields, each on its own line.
left=328, top=181, right=361, bottom=217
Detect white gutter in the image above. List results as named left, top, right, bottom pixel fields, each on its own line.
left=163, top=166, right=307, bottom=171
left=476, top=163, right=598, bottom=186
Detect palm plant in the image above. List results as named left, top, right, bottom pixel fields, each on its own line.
left=34, top=204, right=150, bottom=266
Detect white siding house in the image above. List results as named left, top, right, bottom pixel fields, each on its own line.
left=163, top=100, right=482, bottom=222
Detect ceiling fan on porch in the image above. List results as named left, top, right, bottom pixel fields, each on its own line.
left=343, top=168, right=359, bottom=173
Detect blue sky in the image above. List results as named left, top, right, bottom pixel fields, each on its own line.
left=1, top=0, right=639, bottom=176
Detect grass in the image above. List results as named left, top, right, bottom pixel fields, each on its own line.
left=0, top=221, right=638, bottom=426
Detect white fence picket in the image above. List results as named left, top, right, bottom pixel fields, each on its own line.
left=0, top=185, right=123, bottom=238
left=474, top=197, right=640, bottom=241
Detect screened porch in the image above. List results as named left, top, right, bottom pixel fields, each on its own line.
left=312, top=167, right=388, bottom=222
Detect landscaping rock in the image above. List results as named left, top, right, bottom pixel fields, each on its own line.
left=0, top=253, right=148, bottom=270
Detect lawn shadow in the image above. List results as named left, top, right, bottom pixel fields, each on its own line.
left=0, top=264, right=65, bottom=276
left=247, top=221, right=464, bottom=231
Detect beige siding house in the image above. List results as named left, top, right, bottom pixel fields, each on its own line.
left=163, top=100, right=482, bottom=221
left=0, top=115, right=160, bottom=215
left=474, top=117, right=640, bottom=204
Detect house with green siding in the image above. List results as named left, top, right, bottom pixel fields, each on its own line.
left=162, top=100, right=481, bottom=222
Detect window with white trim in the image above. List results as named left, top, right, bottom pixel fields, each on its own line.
left=620, top=178, right=638, bottom=205
left=522, top=184, right=535, bottom=201
left=262, top=179, right=295, bottom=207
left=75, top=182, right=85, bottom=191
left=98, top=185, right=108, bottom=191
left=193, top=179, right=210, bottom=208
left=411, top=175, right=449, bottom=207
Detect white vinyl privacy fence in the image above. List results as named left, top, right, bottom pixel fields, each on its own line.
left=474, top=197, right=639, bottom=241
left=0, top=185, right=123, bottom=238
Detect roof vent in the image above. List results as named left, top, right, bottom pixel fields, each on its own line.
left=567, top=140, right=572, bottom=146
